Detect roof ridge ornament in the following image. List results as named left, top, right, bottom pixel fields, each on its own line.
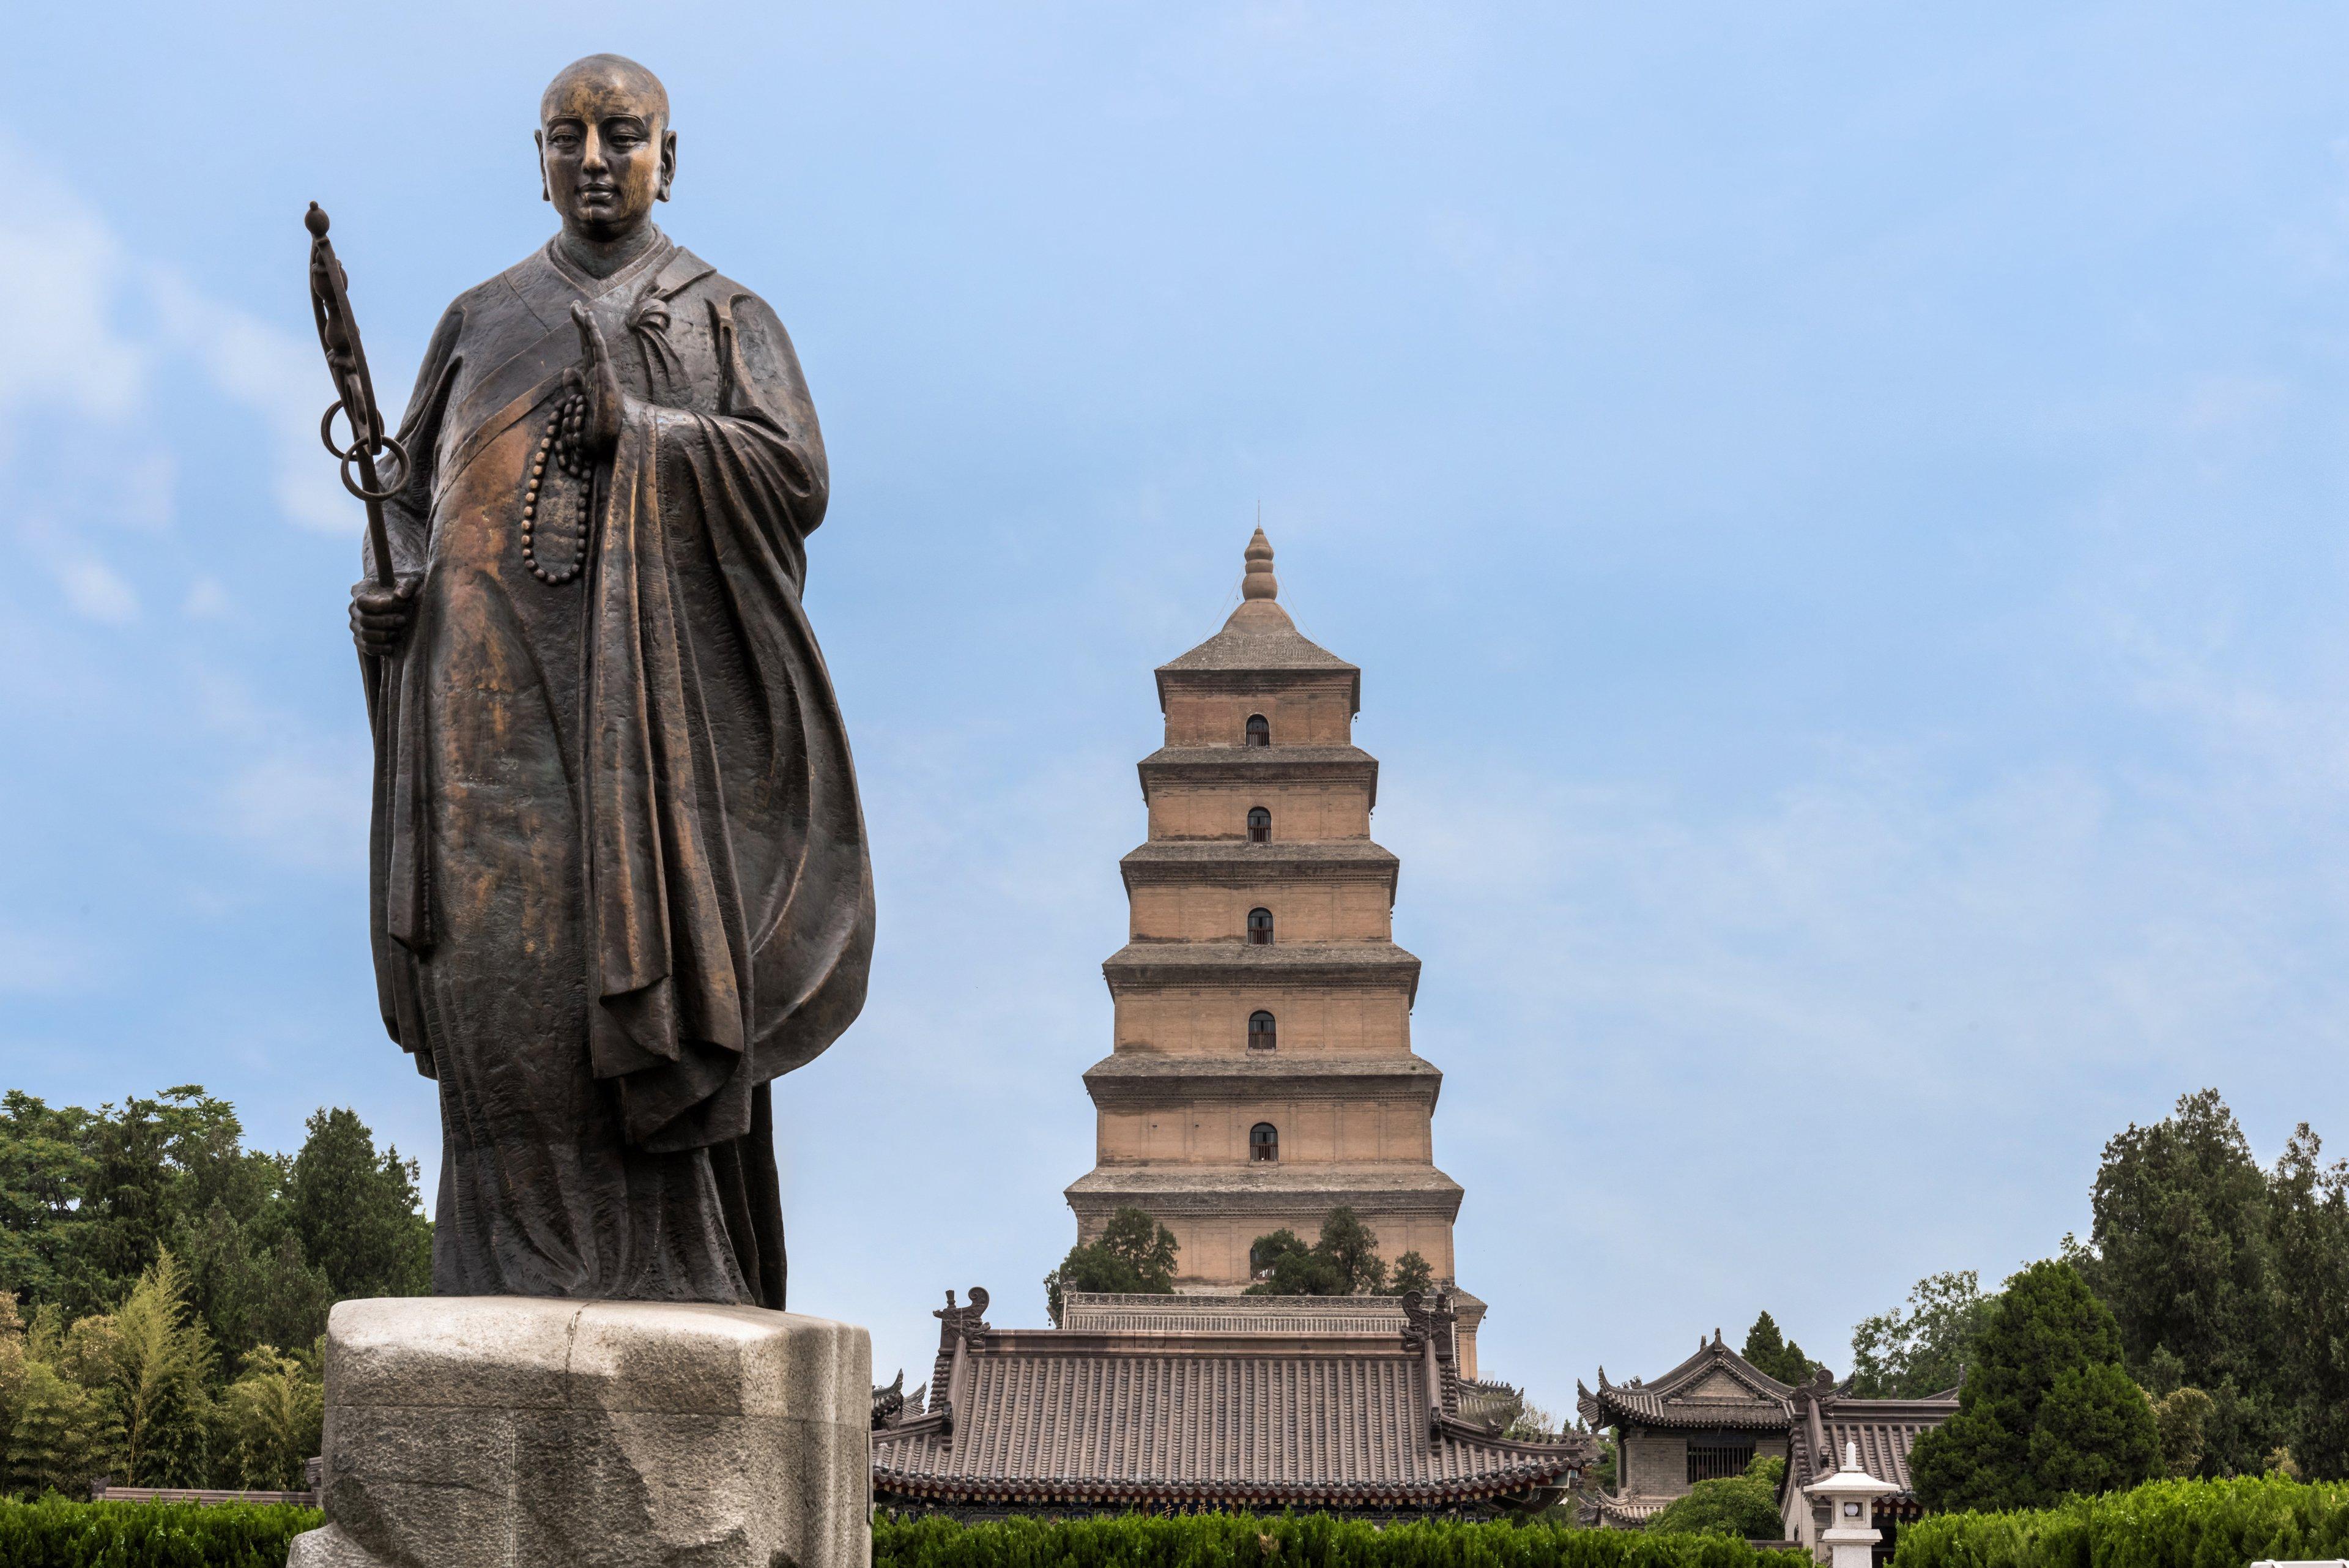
left=1242, top=527, right=1277, bottom=601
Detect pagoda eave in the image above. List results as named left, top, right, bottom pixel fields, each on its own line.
left=1134, top=747, right=1380, bottom=807
left=1102, top=942, right=1421, bottom=1003
left=1066, top=1166, right=1467, bottom=1221
left=1082, top=1052, right=1444, bottom=1106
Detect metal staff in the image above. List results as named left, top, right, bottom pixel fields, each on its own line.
left=304, top=203, right=407, bottom=593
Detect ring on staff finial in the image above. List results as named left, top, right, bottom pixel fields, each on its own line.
left=338, top=431, right=410, bottom=503
left=319, top=399, right=380, bottom=461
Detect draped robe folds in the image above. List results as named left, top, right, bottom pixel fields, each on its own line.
left=364, top=232, right=873, bottom=1308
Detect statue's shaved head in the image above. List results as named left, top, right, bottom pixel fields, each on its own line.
left=541, top=54, right=669, bottom=130
left=535, top=53, right=677, bottom=248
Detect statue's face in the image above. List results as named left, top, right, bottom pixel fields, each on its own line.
left=537, top=69, right=674, bottom=240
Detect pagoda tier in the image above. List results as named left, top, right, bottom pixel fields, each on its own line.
left=1064, top=530, right=1466, bottom=1295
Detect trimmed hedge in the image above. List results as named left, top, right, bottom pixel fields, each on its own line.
left=874, top=1513, right=1813, bottom=1568
left=1893, top=1476, right=2349, bottom=1568
left=0, top=1500, right=1814, bottom=1568
left=0, top=1496, right=323, bottom=1568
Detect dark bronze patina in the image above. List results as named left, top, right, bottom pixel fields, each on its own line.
left=317, top=55, right=873, bottom=1309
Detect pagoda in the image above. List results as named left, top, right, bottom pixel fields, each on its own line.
left=1064, top=531, right=1469, bottom=1331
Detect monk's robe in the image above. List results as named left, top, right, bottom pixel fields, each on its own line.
left=363, top=230, right=873, bottom=1308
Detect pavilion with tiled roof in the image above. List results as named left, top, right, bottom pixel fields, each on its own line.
left=872, top=1286, right=1589, bottom=1520
left=1576, top=1336, right=1959, bottom=1558
left=1777, top=1370, right=1958, bottom=1561
left=1576, top=1331, right=1797, bottom=1527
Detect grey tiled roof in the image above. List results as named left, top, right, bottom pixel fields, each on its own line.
left=1157, top=601, right=1359, bottom=677
left=1787, top=1392, right=1959, bottom=1501
left=1577, top=1334, right=1796, bottom=1430
left=872, top=1332, right=1583, bottom=1510
left=1586, top=1493, right=1671, bottom=1526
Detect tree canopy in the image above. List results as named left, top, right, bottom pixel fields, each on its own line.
left=1909, top=1259, right=2159, bottom=1512
left=2063, top=1088, right=2349, bottom=1480
left=0, top=1086, right=428, bottom=1496
left=1244, top=1209, right=1428, bottom=1297
left=1849, top=1270, right=1997, bottom=1399
left=1741, top=1311, right=1817, bottom=1386
left=1647, top=1454, right=1785, bottom=1538
left=1043, top=1207, right=1179, bottom=1323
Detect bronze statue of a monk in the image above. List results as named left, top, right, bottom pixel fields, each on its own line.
left=347, top=54, right=872, bottom=1309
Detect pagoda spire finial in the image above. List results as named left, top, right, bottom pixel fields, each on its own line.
left=1242, top=527, right=1277, bottom=602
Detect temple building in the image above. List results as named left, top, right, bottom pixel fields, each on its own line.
left=871, top=1285, right=1588, bottom=1519
left=1577, top=1332, right=1956, bottom=1559
left=865, top=535, right=1585, bottom=1520
left=1063, top=530, right=1471, bottom=1347
left=1779, top=1373, right=1958, bottom=1562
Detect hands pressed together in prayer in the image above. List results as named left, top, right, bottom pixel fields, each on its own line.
left=566, top=302, right=624, bottom=457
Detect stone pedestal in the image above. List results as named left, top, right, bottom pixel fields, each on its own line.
left=289, top=1296, right=870, bottom=1568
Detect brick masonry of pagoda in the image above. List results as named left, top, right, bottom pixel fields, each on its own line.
left=1063, top=530, right=1467, bottom=1296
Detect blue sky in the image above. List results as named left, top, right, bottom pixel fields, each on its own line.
left=5, top=2, right=2349, bottom=1406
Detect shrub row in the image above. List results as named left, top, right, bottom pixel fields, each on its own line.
left=873, top=1512, right=1811, bottom=1568
left=0, top=1496, right=323, bottom=1568
left=1892, top=1475, right=2349, bottom=1568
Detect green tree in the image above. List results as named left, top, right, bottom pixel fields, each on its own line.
left=219, top=1344, right=324, bottom=1490
left=0, top=1093, right=95, bottom=1314
left=287, top=1108, right=431, bottom=1301
left=1244, top=1209, right=1397, bottom=1296
left=1313, top=1209, right=1389, bottom=1295
left=0, top=1291, right=26, bottom=1460
left=2268, top=1123, right=2349, bottom=1480
left=2147, top=1384, right=2214, bottom=1477
left=75, top=1090, right=252, bottom=1318
left=1849, top=1271, right=1997, bottom=1399
left=1647, top=1454, right=1785, bottom=1538
left=1390, top=1251, right=1434, bottom=1295
left=1742, top=1311, right=1816, bottom=1384
left=173, top=1201, right=333, bottom=1368
left=69, top=1252, right=215, bottom=1487
left=1909, top=1259, right=2159, bottom=1512
left=2072, top=1089, right=2284, bottom=1476
left=4, top=1359, right=103, bottom=1498
left=1042, top=1208, right=1178, bottom=1323
left=1244, top=1228, right=1337, bottom=1295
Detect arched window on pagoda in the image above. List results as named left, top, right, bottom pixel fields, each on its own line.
left=1249, top=1010, right=1277, bottom=1050
left=1245, top=714, right=1270, bottom=748
left=1250, top=1123, right=1279, bottom=1162
left=1247, top=806, right=1271, bottom=844
left=1247, top=907, right=1274, bottom=945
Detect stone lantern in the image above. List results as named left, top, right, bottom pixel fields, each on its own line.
left=1804, top=1440, right=1899, bottom=1568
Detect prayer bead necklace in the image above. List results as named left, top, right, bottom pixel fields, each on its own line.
left=521, top=390, right=595, bottom=585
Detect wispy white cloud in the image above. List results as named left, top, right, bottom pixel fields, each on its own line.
left=146, top=267, right=346, bottom=533
left=52, top=553, right=141, bottom=626
left=0, top=135, right=346, bottom=538
left=0, top=160, right=144, bottom=424
left=181, top=575, right=233, bottom=621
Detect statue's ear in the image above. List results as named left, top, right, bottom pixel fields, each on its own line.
left=658, top=129, right=677, bottom=202
left=535, top=130, right=549, bottom=202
